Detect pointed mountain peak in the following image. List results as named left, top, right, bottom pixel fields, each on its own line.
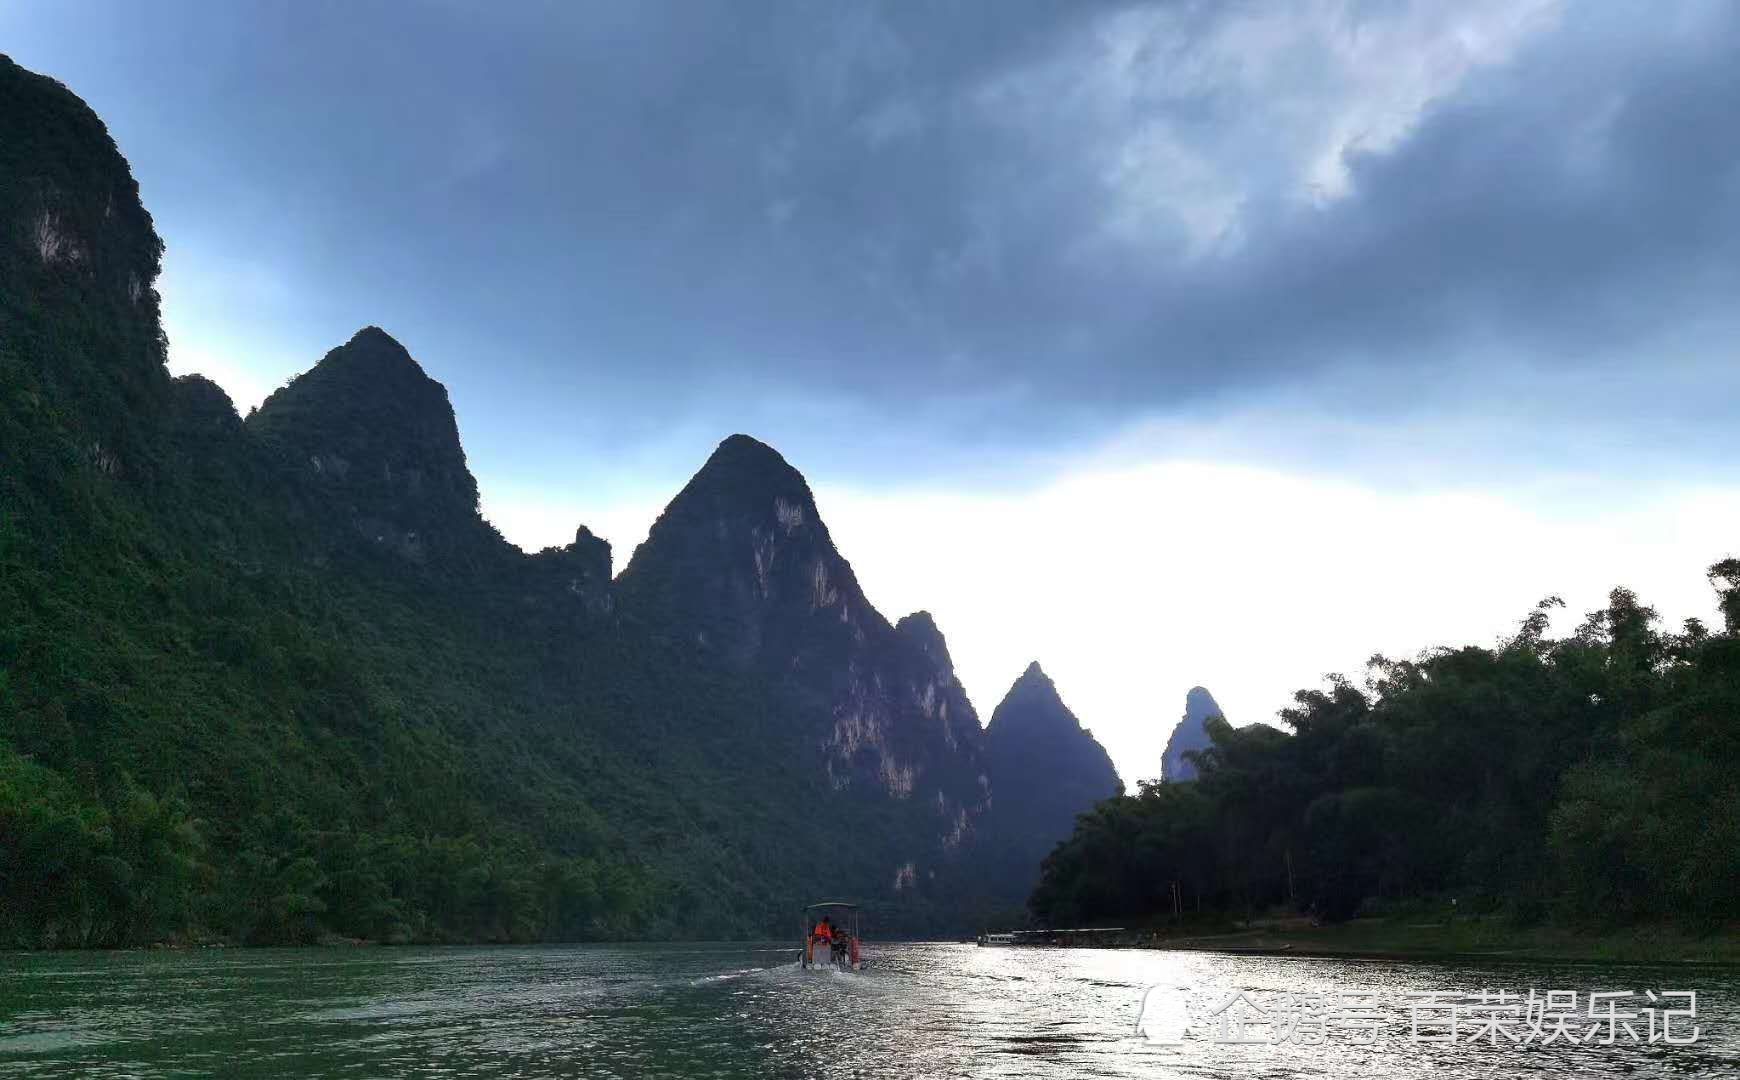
left=346, top=324, right=411, bottom=351
left=250, top=330, right=470, bottom=488
left=1164, top=684, right=1226, bottom=783
left=351, top=325, right=405, bottom=348
left=309, top=326, right=432, bottom=386
left=895, top=611, right=954, bottom=677
left=619, top=434, right=871, bottom=662
left=246, top=329, right=482, bottom=559
left=617, top=436, right=987, bottom=817
left=622, top=434, right=826, bottom=575
left=707, top=432, right=796, bottom=471
left=1184, top=686, right=1224, bottom=725
left=676, top=434, right=817, bottom=515
left=1003, top=661, right=1060, bottom=705
left=988, top=661, right=1076, bottom=736
left=982, top=660, right=1123, bottom=869
left=627, top=433, right=822, bottom=549
left=245, top=327, right=445, bottom=436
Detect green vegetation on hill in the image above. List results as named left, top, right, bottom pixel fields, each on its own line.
left=0, top=55, right=993, bottom=949
left=1032, top=578, right=1740, bottom=934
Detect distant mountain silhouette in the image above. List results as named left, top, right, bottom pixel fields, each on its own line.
left=971, top=663, right=1122, bottom=910
left=1162, top=686, right=1225, bottom=782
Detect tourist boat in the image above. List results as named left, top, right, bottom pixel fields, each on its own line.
left=799, top=901, right=862, bottom=971
left=976, top=932, right=1017, bottom=946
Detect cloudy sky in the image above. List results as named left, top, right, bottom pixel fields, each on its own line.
left=8, top=1, right=1739, bottom=783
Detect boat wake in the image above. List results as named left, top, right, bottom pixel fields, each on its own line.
left=688, top=966, right=775, bottom=986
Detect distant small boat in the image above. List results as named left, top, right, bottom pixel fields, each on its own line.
left=799, top=901, right=863, bottom=972
left=976, top=932, right=1017, bottom=946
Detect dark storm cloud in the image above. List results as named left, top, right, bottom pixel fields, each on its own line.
left=5, top=0, right=1738, bottom=480
left=1221, top=10, right=1740, bottom=377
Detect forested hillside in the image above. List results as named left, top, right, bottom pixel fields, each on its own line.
left=1032, top=581, right=1740, bottom=929
left=0, top=54, right=1028, bottom=948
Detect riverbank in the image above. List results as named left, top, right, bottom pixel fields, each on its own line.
left=1141, top=916, right=1740, bottom=965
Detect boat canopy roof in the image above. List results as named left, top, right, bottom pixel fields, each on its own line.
left=805, top=900, right=859, bottom=910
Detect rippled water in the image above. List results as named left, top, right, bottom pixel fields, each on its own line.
left=1, top=942, right=1735, bottom=1077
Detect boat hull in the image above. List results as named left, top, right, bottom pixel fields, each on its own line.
left=800, top=939, right=860, bottom=971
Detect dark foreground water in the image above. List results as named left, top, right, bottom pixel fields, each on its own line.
left=2, top=942, right=1736, bottom=1077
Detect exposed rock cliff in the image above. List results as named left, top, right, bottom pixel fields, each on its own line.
left=618, top=435, right=989, bottom=874
left=0, top=53, right=169, bottom=475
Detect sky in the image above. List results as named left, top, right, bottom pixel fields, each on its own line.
left=7, top=1, right=1740, bottom=784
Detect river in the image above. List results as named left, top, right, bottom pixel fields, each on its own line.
left=1, top=942, right=1734, bottom=1077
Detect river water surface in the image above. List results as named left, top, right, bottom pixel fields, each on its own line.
left=2, top=942, right=1735, bottom=1077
